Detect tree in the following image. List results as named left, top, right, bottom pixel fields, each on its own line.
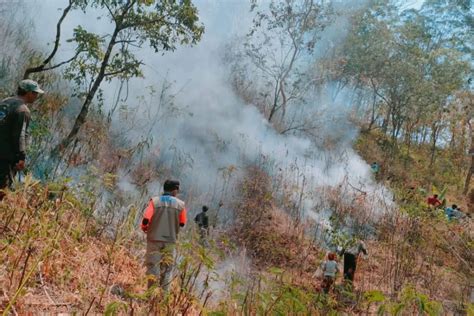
left=236, top=0, right=332, bottom=126
left=419, top=0, right=472, bottom=55
left=341, top=0, right=469, bottom=155
left=52, top=0, right=203, bottom=154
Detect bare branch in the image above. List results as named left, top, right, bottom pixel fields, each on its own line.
left=23, top=0, right=74, bottom=79
left=103, top=1, right=116, bottom=22
left=41, top=51, right=81, bottom=72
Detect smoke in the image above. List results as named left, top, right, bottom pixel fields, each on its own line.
left=28, top=0, right=393, bottom=227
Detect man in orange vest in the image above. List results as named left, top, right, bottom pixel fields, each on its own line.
left=141, top=179, right=187, bottom=292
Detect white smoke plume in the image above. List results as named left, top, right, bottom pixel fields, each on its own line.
left=28, top=0, right=393, bottom=229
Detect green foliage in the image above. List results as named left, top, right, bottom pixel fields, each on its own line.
left=64, top=0, right=204, bottom=91
left=400, top=286, right=443, bottom=316
left=364, top=289, right=386, bottom=304
left=466, top=303, right=474, bottom=316
left=104, top=301, right=128, bottom=315
left=377, top=285, right=444, bottom=316
left=341, top=0, right=470, bottom=154
left=228, top=270, right=338, bottom=315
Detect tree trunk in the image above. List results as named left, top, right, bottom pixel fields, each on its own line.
left=268, top=79, right=280, bottom=123
left=279, top=79, right=287, bottom=124
left=367, top=91, right=377, bottom=131
left=464, top=122, right=473, bottom=195
left=464, top=156, right=473, bottom=195
left=449, top=121, right=457, bottom=150
left=429, top=124, right=439, bottom=168
left=54, top=25, right=121, bottom=154
left=382, top=107, right=391, bottom=135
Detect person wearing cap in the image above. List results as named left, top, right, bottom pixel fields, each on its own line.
left=0, top=79, right=44, bottom=199
left=140, top=179, right=187, bottom=292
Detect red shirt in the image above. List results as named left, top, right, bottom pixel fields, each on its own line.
left=427, top=196, right=441, bottom=206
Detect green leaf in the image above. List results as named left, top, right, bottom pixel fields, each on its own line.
left=364, top=290, right=386, bottom=303
left=268, top=267, right=284, bottom=275
left=104, top=301, right=127, bottom=316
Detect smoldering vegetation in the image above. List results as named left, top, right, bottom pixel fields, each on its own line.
left=22, top=0, right=391, bottom=237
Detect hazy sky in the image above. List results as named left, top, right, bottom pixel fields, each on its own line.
left=405, top=0, right=425, bottom=10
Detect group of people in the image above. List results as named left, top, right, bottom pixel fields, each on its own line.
left=1, top=80, right=441, bottom=297
left=320, top=240, right=368, bottom=294
left=426, top=194, right=466, bottom=221
left=141, top=179, right=369, bottom=295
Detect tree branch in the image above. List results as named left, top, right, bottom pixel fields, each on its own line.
left=103, top=69, right=129, bottom=77
left=41, top=51, right=81, bottom=72
left=23, top=0, right=74, bottom=79
left=103, top=1, right=116, bottom=22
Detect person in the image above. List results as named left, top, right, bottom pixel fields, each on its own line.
left=452, top=207, right=466, bottom=221
left=445, top=204, right=458, bottom=221
left=0, top=79, right=44, bottom=200
left=444, top=204, right=465, bottom=221
left=141, top=179, right=187, bottom=292
left=427, top=194, right=442, bottom=208
left=194, top=205, right=209, bottom=246
left=370, top=162, right=380, bottom=174
left=321, top=252, right=339, bottom=294
left=340, top=240, right=368, bottom=283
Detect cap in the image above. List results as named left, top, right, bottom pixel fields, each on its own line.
left=19, top=79, right=44, bottom=94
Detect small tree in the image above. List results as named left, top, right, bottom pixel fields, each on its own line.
left=50, top=0, right=204, bottom=154
left=237, top=0, right=332, bottom=125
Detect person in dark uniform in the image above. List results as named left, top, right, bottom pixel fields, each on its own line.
left=340, top=240, right=368, bottom=283
left=194, top=205, right=209, bottom=246
left=0, top=79, right=44, bottom=200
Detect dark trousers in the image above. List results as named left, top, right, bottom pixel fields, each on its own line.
left=343, top=253, right=357, bottom=281
left=0, top=160, right=15, bottom=200
left=321, top=276, right=335, bottom=293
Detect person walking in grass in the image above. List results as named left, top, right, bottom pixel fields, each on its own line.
left=194, top=205, right=210, bottom=246
left=340, top=240, right=368, bottom=283
left=321, top=252, right=339, bottom=294
left=141, top=180, right=187, bottom=292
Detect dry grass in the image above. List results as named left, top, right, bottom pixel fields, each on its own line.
left=230, top=167, right=323, bottom=289
left=355, top=212, right=473, bottom=312
left=0, top=178, right=147, bottom=314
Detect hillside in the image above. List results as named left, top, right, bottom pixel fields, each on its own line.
left=0, top=0, right=473, bottom=315
left=1, top=151, right=472, bottom=314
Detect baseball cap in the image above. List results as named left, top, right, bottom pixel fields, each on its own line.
left=19, top=79, right=45, bottom=94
